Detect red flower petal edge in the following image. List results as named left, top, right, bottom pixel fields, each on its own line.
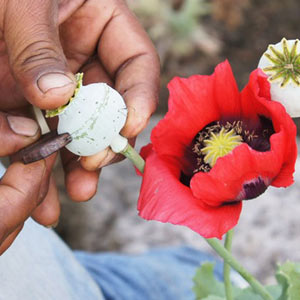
left=138, top=145, right=242, bottom=239
left=137, top=61, right=297, bottom=239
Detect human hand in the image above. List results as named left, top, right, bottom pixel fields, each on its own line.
left=57, top=0, right=160, bottom=201
left=0, top=0, right=160, bottom=204
left=0, top=0, right=159, bottom=253
left=0, top=114, right=61, bottom=254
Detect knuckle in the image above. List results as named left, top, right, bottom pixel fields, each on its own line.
left=12, top=39, right=64, bottom=73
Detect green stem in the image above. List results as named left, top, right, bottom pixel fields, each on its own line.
left=206, top=238, right=273, bottom=300
left=224, top=230, right=234, bottom=300
left=120, top=143, right=145, bottom=173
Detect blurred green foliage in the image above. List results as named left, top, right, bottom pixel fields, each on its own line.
left=128, top=0, right=218, bottom=63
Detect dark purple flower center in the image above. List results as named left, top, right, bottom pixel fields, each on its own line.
left=180, top=116, right=274, bottom=201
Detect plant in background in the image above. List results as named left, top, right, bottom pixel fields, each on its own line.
left=127, top=0, right=221, bottom=63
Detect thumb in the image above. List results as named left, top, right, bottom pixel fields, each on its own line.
left=3, top=0, right=76, bottom=109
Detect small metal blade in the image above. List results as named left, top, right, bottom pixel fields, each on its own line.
left=12, top=131, right=72, bottom=164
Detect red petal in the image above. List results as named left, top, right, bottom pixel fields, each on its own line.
left=138, top=146, right=242, bottom=239
left=191, top=143, right=284, bottom=206
left=270, top=128, right=296, bottom=187
left=151, top=61, right=241, bottom=160
left=189, top=69, right=296, bottom=206
left=151, top=75, right=218, bottom=159
left=212, top=60, right=241, bottom=117
left=241, top=69, right=297, bottom=187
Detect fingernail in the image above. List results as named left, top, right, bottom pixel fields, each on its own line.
left=7, top=115, right=39, bottom=137
left=45, top=220, right=59, bottom=229
left=37, top=73, right=74, bottom=93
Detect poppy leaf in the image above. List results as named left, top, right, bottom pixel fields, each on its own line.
left=193, top=262, right=226, bottom=299
left=275, top=261, right=300, bottom=300
left=234, top=285, right=281, bottom=300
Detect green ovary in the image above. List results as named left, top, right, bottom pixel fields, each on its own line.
left=201, top=128, right=242, bottom=167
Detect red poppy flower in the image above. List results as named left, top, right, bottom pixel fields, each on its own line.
left=137, top=61, right=297, bottom=239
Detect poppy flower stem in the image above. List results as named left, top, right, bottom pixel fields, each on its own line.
left=205, top=237, right=273, bottom=300
left=224, top=229, right=234, bottom=300
left=120, top=143, right=145, bottom=173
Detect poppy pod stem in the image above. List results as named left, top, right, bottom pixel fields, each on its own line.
left=110, top=134, right=145, bottom=173
left=205, top=237, right=274, bottom=300
left=121, top=143, right=145, bottom=174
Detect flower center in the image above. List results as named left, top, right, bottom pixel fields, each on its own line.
left=201, top=128, right=242, bottom=167
left=180, top=116, right=275, bottom=201
left=263, top=38, right=300, bottom=87
left=180, top=116, right=274, bottom=183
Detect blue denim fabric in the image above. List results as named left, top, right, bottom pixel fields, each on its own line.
left=75, top=247, right=223, bottom=300
left=0, top=218, right=104, bottom=300
left=0, top=218, right=224, bottom=300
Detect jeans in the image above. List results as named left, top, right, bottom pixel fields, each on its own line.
left=0, top=218, right=224, bottom=300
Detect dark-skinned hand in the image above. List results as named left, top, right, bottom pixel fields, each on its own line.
left=0, top=0, right=160, bottom=254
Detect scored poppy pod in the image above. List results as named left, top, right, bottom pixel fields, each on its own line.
left=137, top=60, right=297, bottom=239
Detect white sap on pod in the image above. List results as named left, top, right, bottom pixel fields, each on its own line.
left=258, top=38, right=300, bottom=118
left=46, top=74, right=128, bottom=156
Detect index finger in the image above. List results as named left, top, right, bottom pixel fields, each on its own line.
left=97, top=1, right=160, bottom=137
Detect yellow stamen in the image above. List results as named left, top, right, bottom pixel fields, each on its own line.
left=201, top=128, right=242, bottom=167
